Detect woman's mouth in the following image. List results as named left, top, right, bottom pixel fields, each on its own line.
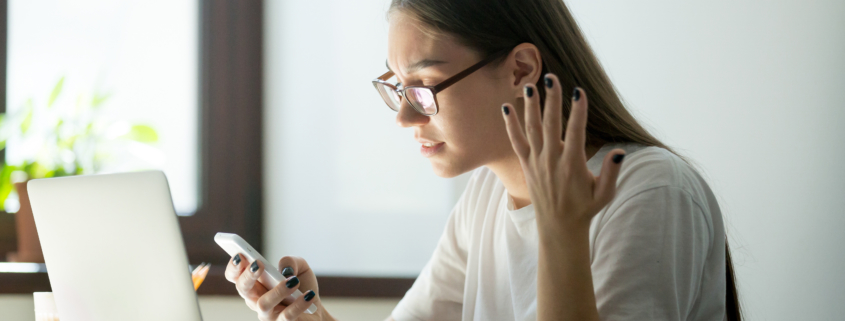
left=420, top=142, right=445, bottom=157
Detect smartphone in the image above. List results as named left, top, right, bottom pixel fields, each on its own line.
left=214, top=232, right=318, bottom=314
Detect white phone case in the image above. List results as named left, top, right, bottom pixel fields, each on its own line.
left=214, top=233, right=318, bottom=314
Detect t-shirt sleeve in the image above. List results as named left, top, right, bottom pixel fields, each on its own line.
left=591, top=185, right=713, bottom=320
left=390, top=171, right=481, bottom=321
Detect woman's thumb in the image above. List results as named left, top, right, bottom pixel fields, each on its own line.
left=594, top=148, right=625, bottom=206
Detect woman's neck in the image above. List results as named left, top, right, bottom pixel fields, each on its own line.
left=488, top=144, right=603, bottom=210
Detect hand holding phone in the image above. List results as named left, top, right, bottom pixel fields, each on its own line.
left=215, top=232, right=318, bottom=314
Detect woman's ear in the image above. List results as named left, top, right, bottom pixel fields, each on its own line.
left=507, top=43, right=543, bottom=97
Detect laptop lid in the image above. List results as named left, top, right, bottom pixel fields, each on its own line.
left=28, top=171, right=202, bottom=321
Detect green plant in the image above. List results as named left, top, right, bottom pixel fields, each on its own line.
left=0, top=77, right=160, bottom=211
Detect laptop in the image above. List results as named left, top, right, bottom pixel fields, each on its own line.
left=28, top=171, right=203, bottom=321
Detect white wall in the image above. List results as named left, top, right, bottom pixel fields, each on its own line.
left=566, top=1, right=845, bottom=320
left=263, top=0, right=470, bottom=277
left=264, top=0, right=845, bottom=319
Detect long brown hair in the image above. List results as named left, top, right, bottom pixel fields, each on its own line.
left=390, top=0, right=742, bottom=319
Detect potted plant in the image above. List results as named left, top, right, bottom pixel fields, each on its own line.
left=1, top=77, right=161, bottom=262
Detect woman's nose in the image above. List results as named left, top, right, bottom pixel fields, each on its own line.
left=395, top=100, right=430, bottom=128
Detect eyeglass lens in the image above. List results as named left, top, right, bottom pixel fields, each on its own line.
left=406, top=87, right=437, bottom=115
left=374, top=82, right=438, bottom=116
left=375, top=82, right=401, bottom=111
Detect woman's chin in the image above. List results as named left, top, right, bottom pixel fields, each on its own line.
left=429, top=157, right=474, bottom=178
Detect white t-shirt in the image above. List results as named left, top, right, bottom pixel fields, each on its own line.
left=391, top=142, right=727, bottom=321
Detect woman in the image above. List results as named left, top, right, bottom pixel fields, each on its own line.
left=225, top=0, right=742, bottom=320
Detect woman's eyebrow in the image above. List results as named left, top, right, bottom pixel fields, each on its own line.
left=385, top=58, right=448, bottom=74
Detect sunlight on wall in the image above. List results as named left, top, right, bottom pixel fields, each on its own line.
left=264, top=0, right=470, bottom=276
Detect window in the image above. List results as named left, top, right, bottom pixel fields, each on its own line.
left=6, top=0, right=199, bottom=214
left=2, top=0, right=421, bottom=297
left=1, top=1, right=265, bottom=295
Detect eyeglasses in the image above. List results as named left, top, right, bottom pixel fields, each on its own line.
left=372, top=49, right=510, bottom=116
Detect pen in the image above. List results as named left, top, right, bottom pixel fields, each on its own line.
left=191, top=263, right=211, bottom=290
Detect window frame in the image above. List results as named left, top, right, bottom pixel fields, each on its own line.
left=0, top=0, right=414, bottom=297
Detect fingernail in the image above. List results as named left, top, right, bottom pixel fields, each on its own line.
left=304, top=290, right=316, bottom=302
left=286, top=276, right=300, bottom=289
left=525, top=86, right=533, bottom=98
left=572, top=87, right=581, bottom=101
left=613, top=154, right=625, bottom=164
left=282, top=267, right=294, bottom=278
left=544, top=76, right=553, bottom=88
left=250, top=261, right=259, bottom=273
left=502, top=105, right=510, bottom=115
left=232, top=255, right=241, bottom=266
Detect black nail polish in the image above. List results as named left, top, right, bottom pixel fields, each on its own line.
left=544, top=76, right=553, bottom=88
left=250, top=261, right=259, bottom=273
left=286, top=276, right=300, bottom=289
left=503, top=105, right=510, bottom=115
left=232, top=255, right=241, bottom=266
left=304, top=290, right=316, bottom=302
left=613, top=154, right=625, bottom=164
left=572, top=88, right=581, bottom=101
left=525, top=86, right=533, bottom=98
left=282, top=267, right=294, bottom=278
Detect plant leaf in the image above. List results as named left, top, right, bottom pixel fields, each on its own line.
left=0, top=165, right=17, bottom=211
left=26, top=162, right=53, bottom=180
left=126, top=124, right=158, bottom=143
left=20, top=101, right=33, bottom=134
left=48, top=76, right=65, bottom=107
left=91, top=91, right=111, bottom=108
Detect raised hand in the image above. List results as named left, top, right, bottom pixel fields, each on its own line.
left=502, top=74, right=626, bottom=321
left=501, top=74, right=625, bottom=231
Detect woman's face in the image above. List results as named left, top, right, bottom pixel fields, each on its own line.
left=386, top=11, right=519, bottom=178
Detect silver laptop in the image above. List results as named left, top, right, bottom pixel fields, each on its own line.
left=28, top=171, right=203, bottom=321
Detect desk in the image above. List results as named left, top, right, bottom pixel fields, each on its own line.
left=0, top=294, right=401, bottom=321
left=0, top=263, right=415, bottom=296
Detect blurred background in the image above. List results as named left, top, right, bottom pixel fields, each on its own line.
left=1, top=0, right=843, bottom=320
